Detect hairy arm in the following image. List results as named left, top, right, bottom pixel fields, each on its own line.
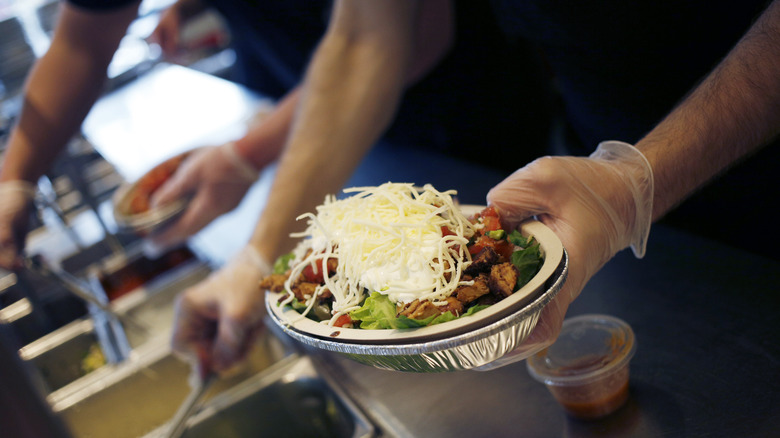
left=248, top=0, right=453, bottom=262
left=636, top=0, right=780, bottom=220
left=0, top=1, right=141, bottom=184
left=232, top=88, right=301, bottom=171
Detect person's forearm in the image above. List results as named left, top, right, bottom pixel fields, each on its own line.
left=0, top=2, right=139, bottom=184
left=232, top=88, right=301, bottom=171
left=232, top=0, right=452, bottom=175
left=248, top=0, right=418, bottom=262
left=171, top=0, right=208, bottom=20
left=1, top=47, right=109, bottom=183
left=636, top=0, right=780, bottom=220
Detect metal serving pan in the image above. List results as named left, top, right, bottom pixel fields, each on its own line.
left=142, top=355, right=375, bottom=438
left=20, top=248, right=211, bottom=393
left=49, top=329, right=293, bottom=438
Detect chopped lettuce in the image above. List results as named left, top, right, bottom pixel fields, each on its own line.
left=349, top=292, right=402, bottom=329
left=507, top=229, right=531, bottom=247
left=511, top=240, right=542, bottom=288
left=349, top=292, right=490, bottom=329
left=273, top=252, right=296, bottom=274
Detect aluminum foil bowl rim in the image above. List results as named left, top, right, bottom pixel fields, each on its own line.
left=111, top=150, right=193, bottom=233
left=112, top=184, right=187, bottom=230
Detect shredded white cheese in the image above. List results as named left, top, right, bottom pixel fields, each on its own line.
left=283, top=183, right=476, bottom=324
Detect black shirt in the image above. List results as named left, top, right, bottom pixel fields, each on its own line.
left=490, top=0, right=771, bottom=150
left=65, top=0, right=136, bottom=10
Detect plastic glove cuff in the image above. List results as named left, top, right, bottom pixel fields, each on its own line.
left=221, top=141, right=261, bottom=183
left=0, top=180, right=37, bottom=200
left=235, top=245, right=272, bottom=276
left=591, top=141, right=654, bottom=259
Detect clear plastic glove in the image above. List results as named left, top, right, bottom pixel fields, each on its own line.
left=171, top=245, right=271, bottom=379
left=147, top=142, right=259, bottom=251
left=483, top=140, right=654, bottom=366
left=0, top=181, right=37, bottom=270
left=149, top=3, right=185, bottom=57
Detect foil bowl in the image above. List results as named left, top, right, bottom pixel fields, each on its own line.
left=112, top=150, right=193, bottom=236
left=266, top=213, right=568, bottom=373
left=267, top=252, right=566, bottom=372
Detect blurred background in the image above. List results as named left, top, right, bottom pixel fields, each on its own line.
left=0, top=3, right=298, bottom=436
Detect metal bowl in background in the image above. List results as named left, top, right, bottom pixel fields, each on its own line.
left=267, top=249, right=567, bottom=373
left=112, top=150, right=194, bottom=236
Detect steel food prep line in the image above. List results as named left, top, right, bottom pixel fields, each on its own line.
left=3, top=63, right=779, bottom=437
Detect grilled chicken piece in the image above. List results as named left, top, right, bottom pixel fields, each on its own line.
left=488, top=262, right=518, bottom=298
left=400, top=297, right=464, bottom=320
left=259, top=274, right=287, bottom=292
left=455, top=274, right=490, bottom=304
left=464, top=247, right=499, bottom=276
left=399, top=300, right=439, bottom=320
left=291, top=282, right=318, bottom=301
left=437, top=297, right=464, bottom=316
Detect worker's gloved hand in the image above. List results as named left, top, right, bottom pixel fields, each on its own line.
left=147, top=142, right=259, bottom=251
left=171, top=245, right=270, bottom=379
left=0, top=181, right=37, bottom=270
left=482, top=141, right=654, bottom=368
left=149, top=2, right=185, bottom=57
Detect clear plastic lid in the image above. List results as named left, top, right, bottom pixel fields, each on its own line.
left=527, top=314, right=636, bottom=386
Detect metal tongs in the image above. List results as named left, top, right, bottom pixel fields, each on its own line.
left=21, top=254, right=148, bottom=335
left=166, top=372, right=215, bottom=438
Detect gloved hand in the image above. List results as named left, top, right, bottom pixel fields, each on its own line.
left=147, top=142, right=259, bottom=251
left=149, top=0, right=226, bottom=62
left=0, top=181, right=37, bottom=270
left=483, top=140, right=654, bottom=367
left=171, top=245, right=271, bottom=379
left=149, top=1, right=189, bottom=58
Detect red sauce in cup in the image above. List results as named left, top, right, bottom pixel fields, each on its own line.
left=547, top=363, right=631, bottom=419
left=526, top=314, right=636, bottom=420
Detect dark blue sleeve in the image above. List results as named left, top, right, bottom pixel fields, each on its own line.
left=64, top=0, right=137, bottom=11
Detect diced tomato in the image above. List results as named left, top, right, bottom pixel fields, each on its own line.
left=467, top=234, right=514, bottom=260
left=481, top=208, right=501, bottom=229
left=481, top=215, right=502, bottom=232
left=481, top=206, right=500, bottom=218
left=302, top=264, right=324, bottom=283
left=334, top=314, right=353, bottom=327
left=475, top=206, right=502, bottom=232
left=441, top=226, right=456, bottom=237
left=493, top=239, right=515, bottom=260
left=302, top=257, right=337, bottom=283
left=468, top=235, right=494, bottom=255
left=480, top=206, right=498, bottom=217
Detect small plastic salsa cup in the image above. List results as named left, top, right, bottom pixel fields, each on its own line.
left=526, top=314, right=637, bottom=420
